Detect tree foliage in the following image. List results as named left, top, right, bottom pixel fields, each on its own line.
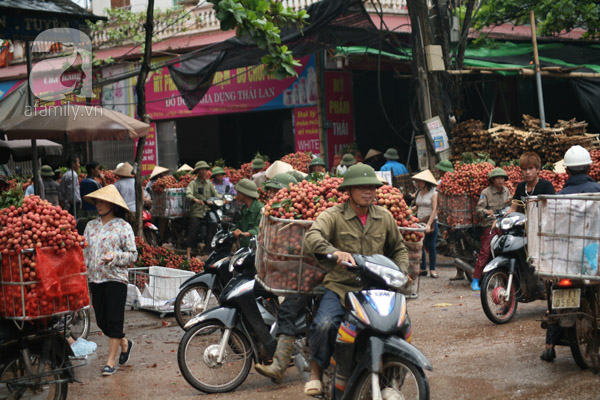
left=473, top=0, right=600, bottom=40
left=208, top=0, right=309, bottom=78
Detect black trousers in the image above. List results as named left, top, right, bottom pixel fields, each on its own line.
left=277, top=295, right=309, bottom=337
left=187, top=217, right=204, bottom=248
left=90, top=281, right=127, bottom=339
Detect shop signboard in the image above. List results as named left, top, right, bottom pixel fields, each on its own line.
left=146, top=55, right=318, bottom=119
left=293, top=106, right=320, bottom=154
left=134, top=122, right=157, bottom=176
left=324, top=71, right=354, bottom=168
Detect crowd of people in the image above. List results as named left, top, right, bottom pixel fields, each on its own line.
left=4, top=143, right=598, bottom=385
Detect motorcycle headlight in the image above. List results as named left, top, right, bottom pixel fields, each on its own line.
left=213, top=199, right=224, bottom=207
left=229, top=253, right=247, bottom=272
left=500, top=215, right=518, bottom=230
left=363, top=262, right=408, bottom=289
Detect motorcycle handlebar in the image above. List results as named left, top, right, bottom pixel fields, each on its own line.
left=326, top=253, right=355, bottom=268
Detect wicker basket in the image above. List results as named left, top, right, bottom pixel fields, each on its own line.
left=256, top=214, right=326, bottom=296
left=438, top=192, right=481, bottom=228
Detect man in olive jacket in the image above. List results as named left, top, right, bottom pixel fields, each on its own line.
left=302, top=163, right=409, bottom=396
left=232, top=179, right=263, bottom=248
left=186, top=161, right=218, bottom=258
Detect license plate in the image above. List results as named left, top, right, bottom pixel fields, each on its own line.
left=552, top=289, right=581, bottom=309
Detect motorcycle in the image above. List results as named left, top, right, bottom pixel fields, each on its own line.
left=0, top=318, right=84, bottom=400
left=165, top=194, right=235, bottom=253
left=142, top=209, right=161, bottom=247
left=439, top=224, right=479, bottom=283
left=479, top=211, right=546, bottom=324
left=173, top=229, right=237, bottom=329
left=293, top=253, right=432, bottom=400
left=177, top=240, right=282, bottom=393
left=541, top=279, right=600, bottom=370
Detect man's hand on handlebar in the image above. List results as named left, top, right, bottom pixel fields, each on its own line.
left=232, top=229, right=243, bottom=238
left=194, top=198, right=205, bottom=206
left=332, top=251, right=355, bottom=266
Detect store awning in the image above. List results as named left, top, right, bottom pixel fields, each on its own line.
left=169, top=0, right=402, bottom=110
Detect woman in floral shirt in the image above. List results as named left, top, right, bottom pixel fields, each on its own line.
left=83, top=184, right=138, bottom=376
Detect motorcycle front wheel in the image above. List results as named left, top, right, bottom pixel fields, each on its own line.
left=0, top=354, right=68, bottom=400
left=174, top=284, right=219, bottom=330
left=351, top=356, right=429, bottom=400
left=568, top=287, right=600, bottom=370
left=480, top=268, right=518, bottom=324
left=178, top=321, right=252, bottom=393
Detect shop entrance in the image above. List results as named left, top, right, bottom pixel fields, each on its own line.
left=176, top=109, right=294, bottom=167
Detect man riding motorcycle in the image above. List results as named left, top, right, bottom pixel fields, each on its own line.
left=232, top=179, right=263, bottom=248
left=301, top=163, right=410, bottom=396
left=540, top=145, right=600, bottom=362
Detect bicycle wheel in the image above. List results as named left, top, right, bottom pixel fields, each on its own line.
left=69, top=308, right=90, bottom=340
left=0, top=353, right=68, bottom=400
left=178, top=321, right=252, bottom=393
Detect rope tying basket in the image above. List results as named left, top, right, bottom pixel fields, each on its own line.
left=256, top=214, right=326, bottom=296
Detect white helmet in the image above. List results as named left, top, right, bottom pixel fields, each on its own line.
left=563, top=145, right=592, bottom=167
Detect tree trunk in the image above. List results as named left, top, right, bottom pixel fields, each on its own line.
left=134, top=0, right=154, bottom=238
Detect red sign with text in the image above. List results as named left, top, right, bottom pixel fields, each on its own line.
left=134, top=122, right=157, bottom=176
left=325, top=71, right=354, bottom=169
left=294, top=106, right=320, bottom=154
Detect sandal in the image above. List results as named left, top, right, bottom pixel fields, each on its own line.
left=430, top=272, right=439, bottom=279
left=304, top=380, right=323, bottom=396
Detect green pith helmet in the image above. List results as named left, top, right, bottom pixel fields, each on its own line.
left=272, top=173, right=297, bottom=189
left=251, top=158, right=266, bottom=170
left=235, top=178, right=259, bottom=199
left=193, top=161, right=210, bottom=172
left=488, top=167, right=508, bottom=181
left=488, top=159, right=496, bottom=167
left=40, top=165, right=54, bottom=177
left=288, top=170, right=306, bottom=182
left=310, top=157, right=326, bottom=167
left=211, top=166, right=225, bottom=176
left=383, top=148, right=400, bottom=160
left=436, top=160, right=454, bottom=172
left=339, top=163, right=384, bottom=189
left=340, top=153, right=357, bottom=167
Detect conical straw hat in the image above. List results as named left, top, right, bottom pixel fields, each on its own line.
left=177, top=164, right=193, bottom=173
left=113, top=161, right=134, bottom=178
left=149, top=165, right=170, bottom=180
left=83, top=184, right=130, bottom=211
left=411, top=169, right=438, bottom=186
left=365, top=149, right=382, bottom=160
left=266, top=160, right=293, bottom=179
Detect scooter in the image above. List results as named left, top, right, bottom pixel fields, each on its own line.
left=173, top=229, right=237, bottom=330
left=294, top=253, right=432, bottom=400
left=541, top=279, right=600, bottom=370
left=142, top=209, right=161, bottom=246
left=0, top=318, right=84, bottom=400
left=177, top=240, right=282, bottom=393
left=479, top=211, right=546, bottom=324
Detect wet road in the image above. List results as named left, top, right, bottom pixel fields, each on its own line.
left=70, top=265, right=598, bottom=399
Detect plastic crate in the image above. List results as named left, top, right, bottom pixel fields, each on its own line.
left=0, top=248, right=89, bottom=321
left=256, top=214, right=326, bottom=296
left=527, top=194, right=600, bottom=281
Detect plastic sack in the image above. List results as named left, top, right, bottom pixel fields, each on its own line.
left=35, top=246, right=87, bottom=297
left=71, top=337, right=97, bottom=357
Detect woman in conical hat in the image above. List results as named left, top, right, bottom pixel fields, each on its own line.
left=83, top=184, right=137, bottom=376
left=411, top=169, right=439, bottom=279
